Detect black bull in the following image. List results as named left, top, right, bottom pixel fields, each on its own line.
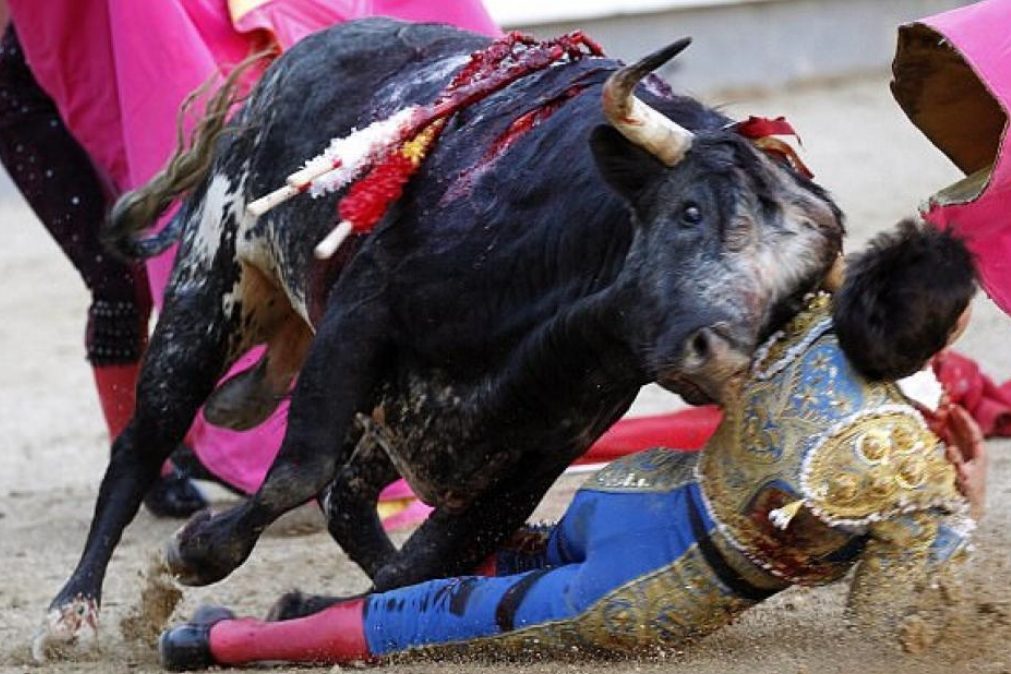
left=39, top=18, right=844, bottom=647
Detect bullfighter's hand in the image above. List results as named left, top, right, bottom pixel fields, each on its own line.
left=924, top=392, right=951, bottom=440
left=943, top=404, right=988, bottom=521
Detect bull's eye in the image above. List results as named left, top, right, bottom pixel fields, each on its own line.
left=681, top=203, right=702, bottom=225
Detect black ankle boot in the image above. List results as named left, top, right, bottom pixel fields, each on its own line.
left=159, top=605, right=234, bottom=671
left=144, top=468, right=207, bottom=519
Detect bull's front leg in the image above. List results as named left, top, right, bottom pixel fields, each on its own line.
left=322, top=424, right=401, bottom=577
left=34, top=286, right=234, bottom=661
left=165, top=302, right=393, bottom=587
left=372, top=453, right=571, bottom=591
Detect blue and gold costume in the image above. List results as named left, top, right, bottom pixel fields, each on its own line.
left=362, top=293, right=973, bottom=657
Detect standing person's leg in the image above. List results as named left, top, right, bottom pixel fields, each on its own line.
left=0, top=25, right=144, bottom=436
left=0, top=24, right=204, bottom=517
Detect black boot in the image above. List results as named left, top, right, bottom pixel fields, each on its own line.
left=144, top=467, right=207, bottom=519
left=159, top=605, right=234, bottom=671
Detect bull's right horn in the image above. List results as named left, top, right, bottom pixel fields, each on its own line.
left=602, top=38, right=694, bottom=166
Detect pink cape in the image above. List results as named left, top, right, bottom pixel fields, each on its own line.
left=9, top=0, right=499, bottom=493
left=892, top=0, right=1011, bottom=316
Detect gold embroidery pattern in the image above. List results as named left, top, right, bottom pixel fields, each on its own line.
left=801, top=408, right=962, bottom=526
left=698, top=295, right=963, bottom=584
left=845, top=513, right=955, bottom=630
left=750, top=292, right=833, bottom=380
left=585, top=448, right=699, bottom=493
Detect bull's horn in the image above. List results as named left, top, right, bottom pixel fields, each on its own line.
left=602, top=38, right=694, bottom=166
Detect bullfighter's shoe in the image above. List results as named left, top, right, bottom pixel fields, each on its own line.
left=158, top=605, right=235, bottom=672
left=143, top=465, right=208, bottom=519
left=161, top=598, right=369, bottom=670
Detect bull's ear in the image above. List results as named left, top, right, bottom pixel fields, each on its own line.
left=590, top=125, right=667, bottom=201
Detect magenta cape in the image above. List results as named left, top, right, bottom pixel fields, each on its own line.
left=892, top=0, right=1011, bottom=316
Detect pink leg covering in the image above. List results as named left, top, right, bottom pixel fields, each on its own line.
left=209, top=599, right=369, bottom=666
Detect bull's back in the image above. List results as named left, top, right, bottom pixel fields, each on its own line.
left=235, top=19, right=489, bottom=315
left=232, top=19, right=623, bottom=348
left=226, top=20, right=720, bottom=368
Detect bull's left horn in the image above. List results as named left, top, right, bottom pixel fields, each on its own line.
left=602, top=38, right=694, bottom=166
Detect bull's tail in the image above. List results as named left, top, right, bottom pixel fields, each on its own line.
left=104, top=49, right=274, bottom=259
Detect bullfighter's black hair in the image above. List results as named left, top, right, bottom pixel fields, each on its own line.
left=833, top=219, right=976, bottom=381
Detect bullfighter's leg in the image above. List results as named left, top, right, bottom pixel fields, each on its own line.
left=165, top=565, right=612, bottom=669
left=34, top=277, right=240, bottom=660
left=372, top=454, right=571, bottom=591
left=166, top=301, right=393, bottom=587
left=160, top=482, right=707, bottom=669
left=266, top=522, right=560, bottom=622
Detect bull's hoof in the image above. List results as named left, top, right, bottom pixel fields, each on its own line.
left=159, top=605, right=234, bottom=672
left=373, top=560, right=419, bottom=592
left=31, top=595, right=100, bottom=662
left=165, top=509, right=253, bottom=586
left=144, top=468, right=207, bottom=519
left=266, top=591, right=341, bottom=622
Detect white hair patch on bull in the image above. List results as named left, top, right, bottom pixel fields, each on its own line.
left=221, top=282, right=240, bottom=319
left=239, top=221, right=312, bottom=326
left=743, top=175, right=833, bottom=321
left=191, top=173, right=245, bottom=267
left=753, top=224, right=822, bottom=300
left=376, top=54, right=469, bottom=113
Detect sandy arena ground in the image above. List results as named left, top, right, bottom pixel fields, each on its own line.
left=1, top=74, right=1010, bottom=674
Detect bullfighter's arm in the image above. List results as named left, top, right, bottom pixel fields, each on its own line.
left=845, top=509, right=973, bottom=632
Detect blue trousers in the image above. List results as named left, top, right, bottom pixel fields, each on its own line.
left=362, top=474, right=753, bottom=656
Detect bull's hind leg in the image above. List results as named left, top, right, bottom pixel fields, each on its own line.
left=165, top=298, right=393, bottom=587
left=34, top=273, right=242, bottom=660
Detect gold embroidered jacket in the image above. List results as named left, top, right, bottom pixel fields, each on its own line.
left=698, top=292, right=972, bottom=613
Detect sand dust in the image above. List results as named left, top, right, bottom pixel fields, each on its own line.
left=1, top=75, right=1010, bottom=674
left=119, top=557, right=183, bottom=647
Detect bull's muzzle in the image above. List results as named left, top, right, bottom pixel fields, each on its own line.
left=660, top=324, right=752, bottom=404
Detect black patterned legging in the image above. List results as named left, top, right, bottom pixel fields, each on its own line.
left=0, top=25, right=149, bottom=365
